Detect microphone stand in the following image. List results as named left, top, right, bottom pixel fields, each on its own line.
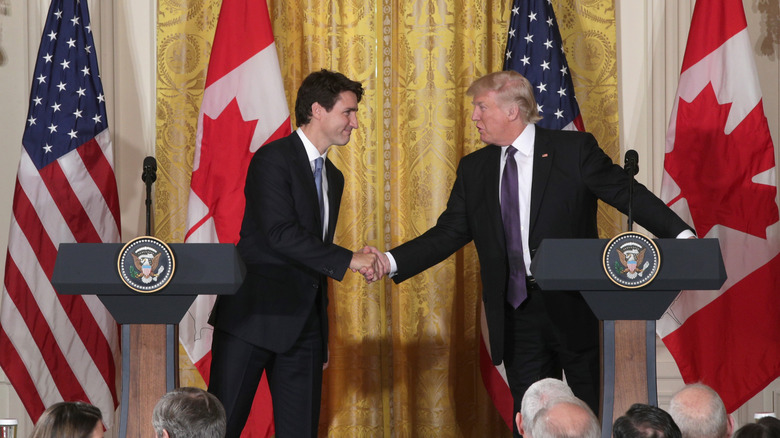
left=628, top=175, right=634, bottom=232
left=624, top=150, right=638, bottom=232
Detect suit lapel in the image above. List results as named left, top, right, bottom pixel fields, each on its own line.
left=325, top=159, right=341, bottom=243
left=484, top=146, right=505, bottom=249
left=290, top=133, right=325, bottom=235
left=530, top=127, right=554, bottom=237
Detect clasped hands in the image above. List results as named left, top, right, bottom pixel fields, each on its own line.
left=350, top=246, right=390, bottom=283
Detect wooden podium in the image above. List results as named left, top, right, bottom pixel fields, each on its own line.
left=530, top=238, right=726, bottom=437
left=52, top=242, right=244, bottom=438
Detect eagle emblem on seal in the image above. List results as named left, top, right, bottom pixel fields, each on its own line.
left=617, top=243, right=649, bottom=279
left=132, top=252, right=165, bottom=284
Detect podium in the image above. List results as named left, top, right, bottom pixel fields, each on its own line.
left=530, top=238, right=726, bottom=437
left=52, top=242, right=245, bottom=438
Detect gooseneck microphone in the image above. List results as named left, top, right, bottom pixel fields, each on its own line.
left=624, top=150, right=638, bottom=231
left=142, top=156, right=157, bottom=235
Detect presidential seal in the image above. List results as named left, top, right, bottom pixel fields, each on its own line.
left=602, top=232, right=660, bottom=289
left=117, top=236, right=175, bottom=293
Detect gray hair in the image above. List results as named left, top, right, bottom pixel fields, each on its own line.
left=668, top=383, right=729, bottom=438
left=152, top=387, right=226, bottom=438
left=520, top=378, right=576, bottom=432
left=531, top=398, right=600, bottom=438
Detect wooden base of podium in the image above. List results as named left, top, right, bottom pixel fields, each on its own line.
left=119, top=325, right=177, bottom=438
left=601, top=320, right=657, bottom=437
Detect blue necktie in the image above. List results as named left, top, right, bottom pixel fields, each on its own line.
left=501, top=147, right=527, bottom=308
left=314, top=157, right=325, bottom=234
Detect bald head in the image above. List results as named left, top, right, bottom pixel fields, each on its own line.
left=531, top=399, right=600, bottom=438
left=668, top=384, right=732, bottom=438
left=519, top=378, right=576, bottom=436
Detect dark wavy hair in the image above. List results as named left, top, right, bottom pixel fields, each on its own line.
left=613, top=403, right=681, bottom=438
left=31, top=402, right=102, bottom=438
left=294, top=69, right=364, bottom=127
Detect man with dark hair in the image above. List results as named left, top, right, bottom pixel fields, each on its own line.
left=152, top=387, right=226, bottom=438
left=207, top=69, right=384, bottom=437
left=613, top=403, right=682, bottom=438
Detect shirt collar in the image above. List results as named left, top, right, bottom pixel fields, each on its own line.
left=296, top=127, right=329, bottom=162
left=506, top=123, right=535, bottom=157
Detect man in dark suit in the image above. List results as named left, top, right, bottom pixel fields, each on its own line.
left=368, top=70, right=694, bottom=435
left=208, top=69, right=384, bottom=437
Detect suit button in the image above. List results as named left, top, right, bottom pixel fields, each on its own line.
left=312, top=283, right=318, bottom=288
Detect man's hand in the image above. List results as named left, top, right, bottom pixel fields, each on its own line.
left=350, top=246, right=390, bottom=283
left=361, top=246, right=390, bottom=277
left=350, top=251, right=380, bottom=283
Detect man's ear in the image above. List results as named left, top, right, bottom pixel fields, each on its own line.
left=506, top=102, right=520, bottom=121
left=162, top=430, right=170, bottom=438
left=727, top=413, right=735, bottom=437
left=311, top=102, right=323, bottom=120
left=516, top=412, right=525, bottom=435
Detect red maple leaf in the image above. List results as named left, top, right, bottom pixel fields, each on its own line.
left=190, top=98, right=258, bottom=244
left=665, top=83, right=777, bottom=238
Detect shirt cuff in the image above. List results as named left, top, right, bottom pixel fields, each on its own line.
left=676, top=229, right=696, bottom=239
left=385, top=251, right=398, bottom=277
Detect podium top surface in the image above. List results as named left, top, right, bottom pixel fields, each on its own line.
left=530, top=238, right=726, bottom=291
left=52, top=242, right=245, bottom=296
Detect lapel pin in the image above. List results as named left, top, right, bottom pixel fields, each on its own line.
left=542, top=153, right=549, bottom=158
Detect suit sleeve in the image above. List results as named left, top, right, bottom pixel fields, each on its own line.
left=389, top=162, right=474, bottom=283
left=247, top=147, right=353, bottom=280
left=578, top=134, right=693, bottom=238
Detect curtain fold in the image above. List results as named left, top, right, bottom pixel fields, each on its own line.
left=156, top=0, right=617, bottom=435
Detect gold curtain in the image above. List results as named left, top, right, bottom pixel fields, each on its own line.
left=155, top=0, right=617, bottom=435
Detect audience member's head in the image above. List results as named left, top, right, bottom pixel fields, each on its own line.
left=152, top=387, right=226, bottom=438
left=757, top=417, right=780, bottom=436
left=733, top=416, right=780, bottom=438
left=668, top=383, right=734, bottom=438
left=613, top=403, right=682, bottom=438
left=530, top=397, right=600, bottom=438
left=517, top=378, right=576, bottom=436
left=31, top=401, right=103, bottom=438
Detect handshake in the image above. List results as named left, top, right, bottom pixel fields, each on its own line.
left=350, top=246, right=391, bottom=283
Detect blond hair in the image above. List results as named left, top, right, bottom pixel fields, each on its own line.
left=467, top=71, right=542, bottom=124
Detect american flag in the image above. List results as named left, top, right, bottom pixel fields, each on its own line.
left=0, top=0, right=120, bottom=426
left=503, top=0, right=584, bottom=131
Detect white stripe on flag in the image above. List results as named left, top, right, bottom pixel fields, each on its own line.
left=0, top=288, right=62, bottom=407
left=8, top=218, right=113, bottom=408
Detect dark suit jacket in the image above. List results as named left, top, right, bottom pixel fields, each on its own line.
left=209, top=131, right=353, bottom=357
left=390, top=127, right=691, bottom=365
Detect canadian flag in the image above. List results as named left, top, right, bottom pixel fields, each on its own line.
left=658, top=0, right=780, bottom=412
left=181, top=0, right=291, bottom=435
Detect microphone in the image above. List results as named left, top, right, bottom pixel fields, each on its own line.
left=142, top=156, right=157, bottom=235
left=142, top=156, right=157, bottom=184
left=624, top=149, right=639, bottom=177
